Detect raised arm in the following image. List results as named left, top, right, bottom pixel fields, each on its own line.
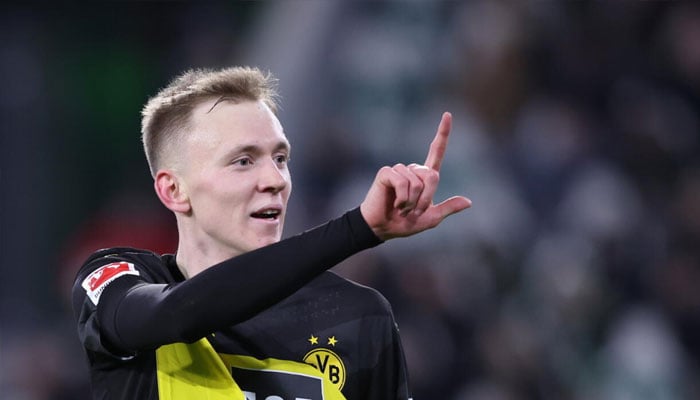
left=360, top=112, right=472, bottom=240
left=76, top=208, right=381, bottom=354
left=76, top=113, right=471, bottom=355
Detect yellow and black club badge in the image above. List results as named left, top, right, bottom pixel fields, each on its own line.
left=303, top=335, right=346, bottom=390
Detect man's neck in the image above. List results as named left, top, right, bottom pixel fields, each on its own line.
left=175, top=246, right=240, bottom=279
left=174, top=225, right=242, bottom=279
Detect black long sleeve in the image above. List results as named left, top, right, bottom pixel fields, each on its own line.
left=91, top=207, right=381, bottom=354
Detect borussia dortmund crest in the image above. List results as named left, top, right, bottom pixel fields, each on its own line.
left=304, top=335, right=346, bottom=390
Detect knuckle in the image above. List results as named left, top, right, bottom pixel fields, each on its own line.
left=413, top=179, right=425, bottom=192
left=428, top=170, right=440, bottom=183
left=409, top=163, right=429, bottom=171
left=379, top=166, right=393, bottom=175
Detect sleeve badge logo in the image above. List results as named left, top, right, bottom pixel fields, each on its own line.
left=82, top=261, right=139, bottom=305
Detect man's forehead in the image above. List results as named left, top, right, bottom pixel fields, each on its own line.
left=189, top=98, right=280, bottom=131
left=185, top=98, right=289, bottom=151
left=195, top=97, right=268, bottom=116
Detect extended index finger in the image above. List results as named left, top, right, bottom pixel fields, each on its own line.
left=424, top=112, right=452, bottom=171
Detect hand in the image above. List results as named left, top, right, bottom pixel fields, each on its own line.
left=360, top=112, right=472, bottom=240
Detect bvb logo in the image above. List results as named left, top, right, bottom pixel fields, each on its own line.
left=303, top=347, right=346, bottom=390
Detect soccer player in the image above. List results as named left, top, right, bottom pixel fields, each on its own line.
left=72, top=66, right=471, bottom=400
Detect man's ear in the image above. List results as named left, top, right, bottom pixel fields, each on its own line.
left=154, top=170, right=191, bottom=214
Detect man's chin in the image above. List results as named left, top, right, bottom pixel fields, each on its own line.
left=252, top=235, right=282, bottom=250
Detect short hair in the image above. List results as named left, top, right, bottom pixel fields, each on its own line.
left=141, top=66, right=279, bottom=176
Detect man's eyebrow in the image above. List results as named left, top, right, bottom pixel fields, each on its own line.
left=274, top=140, right=291, bottom=153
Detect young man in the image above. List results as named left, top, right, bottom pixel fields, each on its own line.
left=72, top=66, right=471, bottom=400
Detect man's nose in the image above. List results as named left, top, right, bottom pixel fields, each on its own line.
left=258, top=159, right=288, bottom=193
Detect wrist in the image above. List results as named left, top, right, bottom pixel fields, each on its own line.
left=359, top=202, right=389, bottom=241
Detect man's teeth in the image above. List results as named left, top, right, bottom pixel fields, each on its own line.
left=252, top=210, right=280, bottom=218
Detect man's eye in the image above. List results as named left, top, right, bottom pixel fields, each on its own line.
left=275, top=154, right=289, bottom=164
left=233, top=157, right=252, bottom=166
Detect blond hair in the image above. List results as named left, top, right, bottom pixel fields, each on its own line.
left=141, top=66, right=279, bottom=176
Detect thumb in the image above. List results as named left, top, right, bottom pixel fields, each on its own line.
left=433, top=196, right=472, bottom=220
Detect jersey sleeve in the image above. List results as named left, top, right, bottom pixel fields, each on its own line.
left=72, top=207, right=382, bottom=358
left=72, top=256, right=157, bottom=358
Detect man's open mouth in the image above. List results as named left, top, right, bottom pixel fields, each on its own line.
left=250, top=208, right=281, bottom=220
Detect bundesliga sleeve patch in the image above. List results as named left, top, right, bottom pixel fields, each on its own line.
left=82, top=261, right=140, bottom=305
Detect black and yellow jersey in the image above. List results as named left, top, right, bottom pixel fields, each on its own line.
left=72, top=208, right=412, bottom=399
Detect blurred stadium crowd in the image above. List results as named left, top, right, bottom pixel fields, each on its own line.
left=1, top=2, right=699, bottom=399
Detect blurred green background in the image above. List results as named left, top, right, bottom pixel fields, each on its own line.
left=2, top=2, right=700, bottom=399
